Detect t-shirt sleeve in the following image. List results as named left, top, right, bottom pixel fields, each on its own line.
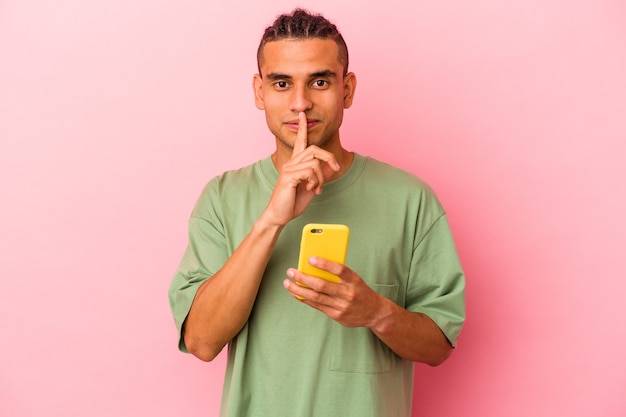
left=406, top=214, right=466, bottom=347
left=168, top=182, right=228, bottom=353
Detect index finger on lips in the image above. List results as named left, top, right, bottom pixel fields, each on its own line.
left=292, top=111, right=308, bottom=157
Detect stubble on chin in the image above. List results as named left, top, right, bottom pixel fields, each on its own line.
left=276, top=135, right=331, bottom=152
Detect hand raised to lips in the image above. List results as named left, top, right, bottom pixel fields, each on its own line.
left=261, top=111, right=341, bottom=227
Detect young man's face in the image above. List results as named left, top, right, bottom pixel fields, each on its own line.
left=254, top=38, right=356, bottom=153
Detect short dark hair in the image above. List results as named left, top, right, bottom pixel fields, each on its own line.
left=257, top=8, right=349, bottom=76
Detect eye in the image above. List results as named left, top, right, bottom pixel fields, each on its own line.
left=313, top=79, right=328, bottom=88
left=274, top=81, right=289, bottom=90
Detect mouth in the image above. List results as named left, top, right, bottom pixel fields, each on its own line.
left=284, top=119, right=319, bottom=131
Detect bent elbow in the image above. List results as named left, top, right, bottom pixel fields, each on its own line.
left=184, top=334, right=224, bottom=362
left=191, top=348, right=219, bottom=362
left=426, top=345, right=453, bottom=367
left=187, top=342, right=223, bottom=362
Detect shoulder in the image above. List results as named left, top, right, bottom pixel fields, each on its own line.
left=192, top=157, right=272, bottom=216
left=202, top=157, right=274, bottom=192
left=354, top=154, right=446, bottom=221
left=359, top=155, right=438, bottom=196
left=213, top=158, right=267, bottom=185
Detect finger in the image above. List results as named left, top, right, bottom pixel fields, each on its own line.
left=284, top=164, right=320, bottom=193
left=301, top=146, right=340, bottom=172
left=283, top=277, right=343, bottom=315
left=288, top=267, right=342, bottom=298
left=282, top=159, right=327, bottom=193
left=283, top=276, right=332, bottom=302
left=292, top=111, right=308, bottom=157
left=284, top=269, right=315, bottom=300
left=308, top=257, right=349, bottom=280
left=287, top=151, right=341, bottom=195
left=286, top=268, right=327, bottom=292
left=283, top=278, right=308, bottom=300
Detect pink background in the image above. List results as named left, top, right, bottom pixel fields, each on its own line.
left=1, top=0, right=625, bottom=416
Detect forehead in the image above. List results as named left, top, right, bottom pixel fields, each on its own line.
left=259, top=38, right=342, bottom=75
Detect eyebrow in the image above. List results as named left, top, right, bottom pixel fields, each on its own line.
left=310, top=70, right=337, bottom=78
left=265, top=73, right=292, bottom=81
left=264, top=69, right=337, bottom=80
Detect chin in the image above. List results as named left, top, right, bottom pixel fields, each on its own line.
left=310, top=136, right=334, bottom=149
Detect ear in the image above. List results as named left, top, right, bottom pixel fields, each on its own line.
left=342, top=72, right=357, bottom=109
left=253, top=74, right=265, bottom=110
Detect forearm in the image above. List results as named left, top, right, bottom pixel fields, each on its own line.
left=183, top=218, right=283, bottom=361
left=370, top=296, right=453, bottom=366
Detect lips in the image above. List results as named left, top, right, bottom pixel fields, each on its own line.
left=285, top=120, right=319, bottom=131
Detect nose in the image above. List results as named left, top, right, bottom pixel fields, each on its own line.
left=289, top=85, right=313, bottom=113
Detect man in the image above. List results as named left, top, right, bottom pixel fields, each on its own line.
left=169, top=8, right=465, bottom=417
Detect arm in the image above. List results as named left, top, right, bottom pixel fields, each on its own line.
left=183, top=113, right=340, bottom=361
left=283, top=257, right=453, bottom=366
left=183, top=219, right=282, bottom=361
left=369, top=297, right=453, bottom=366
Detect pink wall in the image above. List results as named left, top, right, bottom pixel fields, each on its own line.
left=1, top=1, right=625, bottom=416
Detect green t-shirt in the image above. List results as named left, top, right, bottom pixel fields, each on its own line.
left=169, top=153, right=465, bottom=417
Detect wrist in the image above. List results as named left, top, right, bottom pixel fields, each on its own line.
left=368, top=294, right=396, bottom=335
left=252, top=215, right=284, bottom=239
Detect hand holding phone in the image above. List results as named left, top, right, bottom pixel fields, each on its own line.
left=297, top=223, right=350, bottom=283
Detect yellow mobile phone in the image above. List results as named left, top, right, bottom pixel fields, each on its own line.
left=297, top=223, right=350, bottom=283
